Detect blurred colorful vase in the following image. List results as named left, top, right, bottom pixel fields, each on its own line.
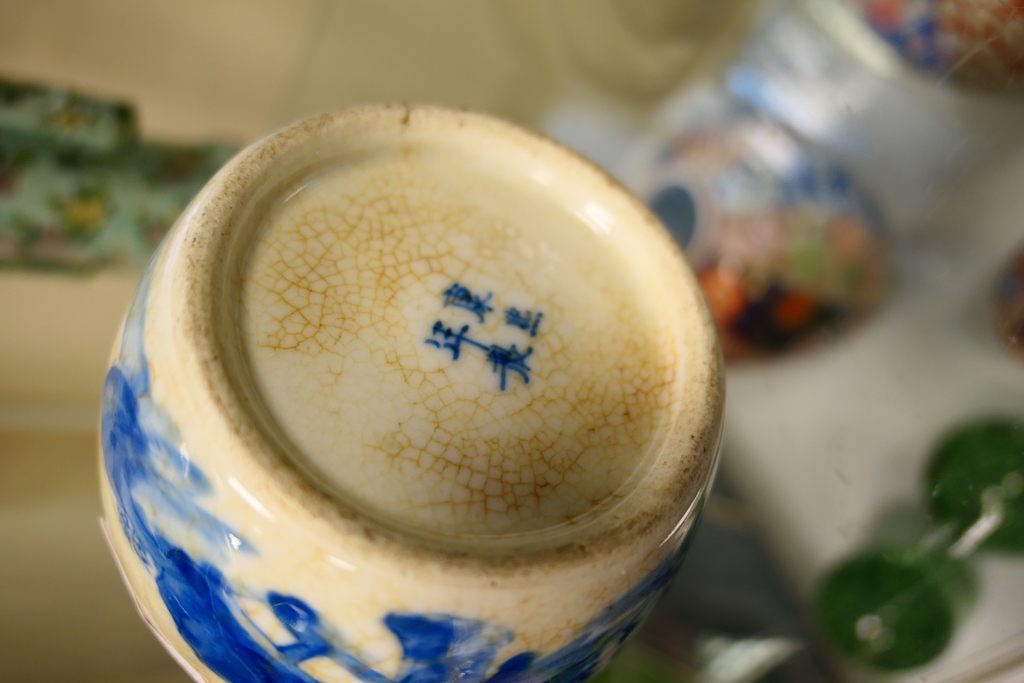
left=847, top=0, right=1024, bottom=91
left=629, top=99, right=887, bottom=361
left=994, top=246, right=1024, bottom=363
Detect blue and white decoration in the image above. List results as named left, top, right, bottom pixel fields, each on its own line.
left=102, top=272, right=687, bottom=683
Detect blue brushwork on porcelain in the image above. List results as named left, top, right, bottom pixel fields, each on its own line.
left=442, top=282, right=494, bottom=322
left=103, top=269, right=685, bottom=683
left=425, top=320, right=532, bottom=391
left=504, top=308, right=543, bottom=337
left=425, top=321, right=474, bottom=361
left=484, top=343, right=533, bottom=391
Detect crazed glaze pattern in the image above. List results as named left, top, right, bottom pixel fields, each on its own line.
left=98, top=105, right=723, bottom=683
left=102, top=270, right=689, bottom=683
left=241, top=149, right=680, bottom=537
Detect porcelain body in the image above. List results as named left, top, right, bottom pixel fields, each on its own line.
left=99, top=105, right=723, bottom=683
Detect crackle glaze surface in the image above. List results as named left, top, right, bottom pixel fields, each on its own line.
left=98, top=105, right=723, bottom=683
left=242, top=146, right=681, bottom=537
left=102, top=270, right=690, bottom=683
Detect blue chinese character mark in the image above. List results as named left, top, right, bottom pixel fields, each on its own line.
left=442, top=282, right=494, bottom=323
left=426, top=321, right=532, bottom=391
left=486, top=344, right=532, bottom=391
left=426, top=321, right=478, bottom=361
left=427, top=284, right=543, bottom=392
left=504, top=308, right=543, bottom=337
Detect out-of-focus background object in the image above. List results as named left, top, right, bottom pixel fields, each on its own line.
left=557, top=0, right=1024, bottom=680
left=815, top=418, right=1024, bottom=672
left=0, top=77, right=234, bottom=269
left=624, top=87, right=887, bottom=361
left=0, top=79, right=135, bottom=154
left=844, top=0, right=1024, bottom=92
left=994, top=246, right=1024, bottom=363
left=4, top=0, right=1024, bottom=682
left=726, top=0, right=1023, bottom=231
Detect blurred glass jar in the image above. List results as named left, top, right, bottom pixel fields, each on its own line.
left=727, top=0, right=1024, bottom=230
left=549, top=0, right=760, bottom=100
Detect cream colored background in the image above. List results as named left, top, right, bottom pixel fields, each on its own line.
left=0, top=2, right=754, bottom=681
left=0, top=0, right=755, bottom=144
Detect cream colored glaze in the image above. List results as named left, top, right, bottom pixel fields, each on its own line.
left=240, top=143, right=682, bottom=537
left=101, top=106, right=722, bottom=683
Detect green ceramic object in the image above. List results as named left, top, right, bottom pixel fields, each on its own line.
left=816, top=547, right=974, bottom=670
left=0, top=76, right=235, bottom=269
left=0, top=78, right=136, bottom=156
left=926, top=419, right=1024, bottom=552
left=0, top=142, right=233, bottom=268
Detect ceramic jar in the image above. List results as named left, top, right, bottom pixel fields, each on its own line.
left=99, top=104, right=723, bottom=683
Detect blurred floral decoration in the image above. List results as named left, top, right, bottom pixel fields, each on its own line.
left=0, top=78, right=234, bottom=269
left=627, top=89, right=887, bottom=362
left=846, top=0, right=1024, bottom=91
